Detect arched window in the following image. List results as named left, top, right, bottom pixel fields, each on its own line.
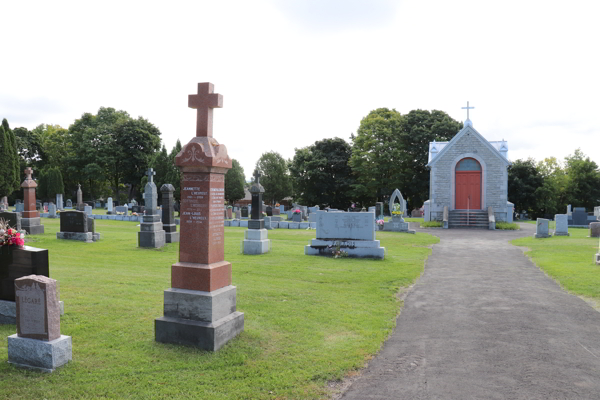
left=456, top=158, right=481, bottom=171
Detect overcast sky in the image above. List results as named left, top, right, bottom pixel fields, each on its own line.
left=2, top=0, right=599, bottom=179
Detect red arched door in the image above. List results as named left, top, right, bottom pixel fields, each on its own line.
left=455, top=158, right=481, bottom=209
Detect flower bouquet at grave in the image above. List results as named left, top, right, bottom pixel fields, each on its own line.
left=262, top=212, right=267, bottom=217
left=132, top=212, right=139, bottom=216
left=328, top=241, right=348, bottom=258
left=392, top=203, right=403, bottom=216
left=227, top=205, right=233, bottom=209
left=0, top=220, right=25, bottom=248
left=275, top=203, right=280, bottom=207
left=376, top=219, right=385, bottom=227
left=293, top=209, right=302, bottom=215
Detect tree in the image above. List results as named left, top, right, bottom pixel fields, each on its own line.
left=255, top=151, right=293, bottom=204
left=165, top=139, right=182, bottom=202
left=534, top=157, right=568, bottom=217
left=564, top=149, right=600, bottom=209
left=508, top=159, right=543, bottom=217
left=148, top=145, right=171, bottom=201
left=45, top=167, right=65, bottom=200
left=1, top=119, right=20, bottom=197
left=349, top=108, right=461, bottom=209
left=289, top=137, right=354, bottom=208
left=225, top=159, right=246, bottom=205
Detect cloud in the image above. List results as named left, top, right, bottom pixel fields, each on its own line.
left=271, top=0, right=400, bottom=32
left=0, top=94, right=68, bottom=128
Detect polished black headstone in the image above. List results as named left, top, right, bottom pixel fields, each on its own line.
left=161, top=184, right=176, bottom=230
left=572, top=207, right=589, bottom=226
left=60, top=211, right=88, bottom=233
left=0, top=212, right=21, bottom=231
left=241, top=207, right=249, bottom=218
left=251, top=193, right=263, bottom=220
left=266, top=206, right=273, bottom=216
left=0, top=246, right=49, bottom=302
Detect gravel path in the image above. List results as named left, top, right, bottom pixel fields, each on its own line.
left=341, top=223, right=600, bottom=399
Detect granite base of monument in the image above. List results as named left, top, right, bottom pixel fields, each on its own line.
left=596, top=253, right=600, bottom=265
left=304, top=239, right=385, bottom=259
left=21, top=217, right=44, bottom=235
left=165, top=231, right=180, bottom=243
left=57, top=232, right=94, bottom=243
left=155, top=286, right=243, bottom=351
left=138, top=215, right=165, bottom=248
left=242, top=229, right=270, bottom=255
left=383, top=217, right=415, bottom=234
left=7, top=334, right=72, bottom=372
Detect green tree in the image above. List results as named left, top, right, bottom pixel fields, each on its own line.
left=289, top=137, right=354, bottom=208
left=508, top=159, right=543, bottom=217
left=165, top=139, right=182, bottom=202
left=147, top=145, right=171, bottom=201
left=1, top=119, right=20, bottom=196
left=564, top=149, right=600, bottom=209
left=225, top=159, right=246, bottom=205
left=45, top=167, right=65, bottom=200
left=349, top=108, right=461, bottom=210
left=534, top=157, right=568, bottom=216
left=37, top=168, right=48, bottom=201
left=255, top=151, right=293, bottom=204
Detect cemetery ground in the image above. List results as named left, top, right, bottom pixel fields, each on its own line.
left=513, top=223, right=600, bottom=305
left=0, top=217, right=438, bottom=399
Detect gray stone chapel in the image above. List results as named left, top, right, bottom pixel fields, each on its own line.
left=423, top=103, right=514, bottom=225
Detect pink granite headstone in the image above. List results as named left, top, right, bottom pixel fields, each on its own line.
left=15, top=275, right=60, bottom=341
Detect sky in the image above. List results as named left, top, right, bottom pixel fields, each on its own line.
left=2, top=0, right=600, bottom=180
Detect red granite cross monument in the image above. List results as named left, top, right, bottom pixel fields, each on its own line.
left=155, top=82, right=244, bottom=351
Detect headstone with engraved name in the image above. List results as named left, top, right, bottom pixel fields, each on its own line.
left=15, top=203, right=24, bottom=213
left=138, top=168, right=165, bottom=248
left=241, top=206, right=248, bottom=219
left=554, top=214, right=569, bottom=236
left=48, top=203, right=57, bottom=218
left=107, top=197, right=113, bottom=214
left=7, top=275, right=72, bottom=372
left=571, top=207, right=589, bottom=226
left=534, top=218, right=551, bottom=238
left=155, top=82, right=243, bottom=351
left=20, top=168, right=44, bottom=235
left=161, top=184, right=179, bottom=243
left=590, top=222, right=600, bottom=238
left=305, top=211, right=385, bottom=258
left=65, top=199, right=72, bottom=208
left=57, top=210, right=98, bottom=242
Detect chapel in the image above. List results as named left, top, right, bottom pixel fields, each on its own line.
left=423, top=103, right=514, bottom=226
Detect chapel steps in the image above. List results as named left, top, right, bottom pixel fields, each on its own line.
left=448, top=210, right=489, bottom=229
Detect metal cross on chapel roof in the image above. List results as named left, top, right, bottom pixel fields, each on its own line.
left=462, top=101, right=475, bottom=120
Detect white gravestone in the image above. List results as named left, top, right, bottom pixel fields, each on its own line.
left=534, top=218, right=551, bottom=238
left=554, top=214, right=569, bottom=236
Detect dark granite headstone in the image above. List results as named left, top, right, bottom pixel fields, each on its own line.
left=572, top=207, right=588, bottom=226
left=241, top=207, right=248, bottom=218
left=249, top=171, right=264, bottom=230
left=60, top=211, right=88, bottom=233
left=0, top=246, right=49, bottom=302
left=0, top=211, right=21, bottom=231
left=266, top=206, right=273, bottom=216
left=160, top=184, right=179, bottom=243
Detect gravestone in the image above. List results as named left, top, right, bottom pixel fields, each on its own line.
left=590, top=222, right=600, bottom=238
left=161, top=184, right=179, bottom=243
left=266, top=206, right=273, bottom=216
left=107, top=197, right=113, bottom=214
left=48, top=203, right=57, bottom=218
left=243, top=170, right=269, bottom=254
left=20, top=168, right=44, bottom=235
left=292, top=210, right=302, bottom=222
left=84, top=205, right=93, bottom=216
left=15, top=203, right=24, bottom=213
left=571, top=207, right=589, bottom=226
left=65, top=199, right=72, bottom=208
left=0, top=211, right=21, bottom=231
left=595, top=206, right=600, bottom=219
left=272, top=207, right=280, bottom=216
left=138, top=168, right=165, bottom=248
left=241, top=206, right=249, bottom=219
left=57, top=211, right=98, bottom=242
left=56, top=193, right=63, bottom=210
left=305, top=211, right=385, bottom=258
left=36, top=200, right=42, bottom=211
left=554, top=214, right=569, bottom=236
left=76, top=184, right=85, bottom=211
left=534, top=218, right=551, bottom=238
left=384, top=189, right=414, bottom=233
left=226, top=207, right=233, bottom=219
left=0, top=247, right=50, bottom=324
left=155, top=82, right=243, bottom=351
left=115, top=206, right=128, bottom=214
left=95, top=201, right=101, bottom=209
left=279, top=205, right=285, bottom=213
left=7, top=275, right=72, bottom=372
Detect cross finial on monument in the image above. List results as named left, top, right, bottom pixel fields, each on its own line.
left=146, top=167, right=156, bottom=184
left=461, top=101, right=475, bottom=120
left=188, top=82, right=223, bottom=138
left=24, top=167, right=33, bottom=180
left=253, top=169, right=261, bottom=185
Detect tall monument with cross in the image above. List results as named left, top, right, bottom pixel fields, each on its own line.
left=138, top=167, right=165, bottom=248
left=243, top=168, right=269, bottom=254
left=20, top=167, right=45, bottom=235
left=155, top=82, right=243, bottom=350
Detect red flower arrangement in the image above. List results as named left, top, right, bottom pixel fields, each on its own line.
left=0, top=224, right=25, bottom=247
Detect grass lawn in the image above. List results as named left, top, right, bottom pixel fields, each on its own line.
left=0, top=218, right=437, bottom=399
left=512, top=226, right=600, bottom=300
